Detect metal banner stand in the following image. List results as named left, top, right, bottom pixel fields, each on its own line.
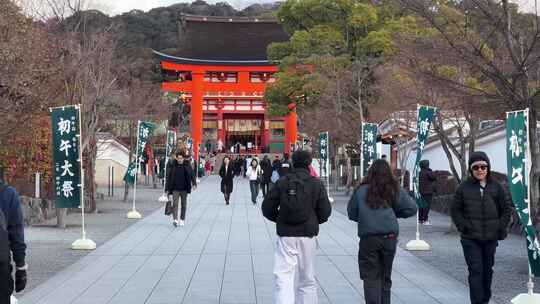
left=127, top=120, right=142, bottom=219
left=72, top=104, right=96, bottom=250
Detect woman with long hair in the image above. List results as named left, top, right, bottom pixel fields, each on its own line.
left=347, top=159, right=417, bottom=304
left=246, top=158, right=262, bottom=204
left=219, top=156, right=235, bottom=205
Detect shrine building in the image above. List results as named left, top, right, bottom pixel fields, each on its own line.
left=154, top=15, right=298, bottom=160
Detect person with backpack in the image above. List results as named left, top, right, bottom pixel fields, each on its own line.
left=347, top=159, right=417, bottom=304
left=451, top=151, right=512, bottom=304
left=166, top=151, right=197, bottom=227
left=0, top=177, right=27, bottom=304
left=277, top=153, right=292, bottom=177
left=262, top=149, right=332, bottom=304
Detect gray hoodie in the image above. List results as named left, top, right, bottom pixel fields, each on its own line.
left=347, top=185, right=417, bottom=238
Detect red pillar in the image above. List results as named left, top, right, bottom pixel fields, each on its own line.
left=285, top=103, right=298, bottom=155
left=217, top=107, right=225, bottom=147
left=191, top=72, right=204, bottom=162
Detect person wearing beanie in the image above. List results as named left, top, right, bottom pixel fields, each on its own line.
left=262, top=149, right=331, bottom=304
left=451, top=151, right=513, bottom=304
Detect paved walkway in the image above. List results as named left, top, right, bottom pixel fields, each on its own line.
left=20, top=176, right=475, bottom=304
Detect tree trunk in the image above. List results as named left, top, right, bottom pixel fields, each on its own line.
left=435, top=116, right=462, bottom=183
left=529, top=106, right=540, bottom=226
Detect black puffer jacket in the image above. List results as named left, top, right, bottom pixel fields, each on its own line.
left=262, top=169, right=331, bottom=237
left=419, top=160, right=436, bottom=195
left=451, top=152, right=513, bottom=241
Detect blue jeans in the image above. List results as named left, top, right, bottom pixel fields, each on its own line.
left=249, top=181, right=259, bottom=204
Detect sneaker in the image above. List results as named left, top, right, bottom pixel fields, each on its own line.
left=423, top=220, right=432, bottom=226
left=179, top=220, right=185, bottom=226
left=173, top=220, right=178, bottom=227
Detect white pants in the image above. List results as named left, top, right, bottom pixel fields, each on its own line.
left=273, top=237, right=318, bottom=304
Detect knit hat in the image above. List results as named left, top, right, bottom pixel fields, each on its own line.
left=292, top=150, right=312, bottom=169
left=468, top=151, right=491, bottom=179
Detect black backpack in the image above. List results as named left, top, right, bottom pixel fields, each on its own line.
left=0, top=185, right=10, bottom=264
left=279, top=173, right=312, bottom=225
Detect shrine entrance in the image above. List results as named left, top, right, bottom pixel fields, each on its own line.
left=224, top=116, right=264, bottom=153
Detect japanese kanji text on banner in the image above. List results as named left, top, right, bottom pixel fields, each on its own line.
left=319, top=132, right=330, bottom=178
left=123, top=121, right=156, bottom=185
left=412, top=105, right=437, bottom=209
left=506, top=109, right=540, bottom=276
left=51, top=106, right=81, bottom=208
left=361, top=123, right=378, bottom=177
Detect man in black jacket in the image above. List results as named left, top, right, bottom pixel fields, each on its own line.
left=166, top=151, right=196, bottom=227
left=262, top=150, right=331, bottom=304
left=451, top=151, right=513, bottom=304
left=419, top=160, right=437, bottom=225
left=0, top=176, right=27, bottom=304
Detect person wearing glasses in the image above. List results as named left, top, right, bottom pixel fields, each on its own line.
left=451, top=151, right=513, bottom=304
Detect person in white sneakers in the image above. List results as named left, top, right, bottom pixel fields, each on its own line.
left=262, top=150, right=331, bottom=304
left=166, top=151, right=196, bottom=227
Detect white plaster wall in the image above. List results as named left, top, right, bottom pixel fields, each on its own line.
left=400, top=128, right=507, bottom=188
left=97, top=141, right=130, bottom=167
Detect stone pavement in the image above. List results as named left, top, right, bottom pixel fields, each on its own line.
left=20, top=176, right=476, bottom=304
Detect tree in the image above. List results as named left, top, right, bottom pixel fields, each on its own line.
left=397, top=0, right=540, bottom=221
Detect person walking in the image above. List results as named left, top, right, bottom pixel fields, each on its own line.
left=166, top=151, right=196, bottom=227
left=262, top=150, right=332, bottom=304
left=451, top=151, right=512, bottom=304
left=219, top=156, right=235, bottom=205
left=246, top=158, right=262, bottom=204
left=418, top=160, right=437, bottom=225
left=260, top=155, right=272, bottom=197
left=0, top=177, right=27, bottom=304
left=347, top=159, right=417, bottom=304
left=277, top=153, right=292, bottom=177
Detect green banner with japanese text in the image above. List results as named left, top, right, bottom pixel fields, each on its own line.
left=506, top=109, right=540, bottom=276
left=412, top=105, right=437, bottom=209
left=51, top=105, right=81, bottom=208
left=319, top=132, right=329, bottom=178
left=123, top=121, right=156, bottom=185
left=361, top=123, right=378, bottom=178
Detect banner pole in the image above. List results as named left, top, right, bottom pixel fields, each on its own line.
left=406, top=104, right=431, bottom=251
left=327, top=131, right=333, bottom=202
left=511, top=108, right=540, bottom=303
left=72, top=104, right=96, bottom=250
left=360, top=123, right=364, bottom=180
left=159, top=131, right=172, bottom=203
left=127, top=121, right=142, bottom=219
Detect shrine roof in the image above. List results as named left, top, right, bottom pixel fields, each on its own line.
left=155, top=14, right=289, bottom=66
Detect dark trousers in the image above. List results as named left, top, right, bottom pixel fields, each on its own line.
left=261, top=182, right=269, bottom=197
left=249, top=181, right=259, bottom=204
left=358, top=235, right=397, bottom=304
left=461, top=238, right=498, bottom=304
left=172, top=191, right=188, bottom=220
left=0, top=263, right=13, bottom=304
left=419, top=193, right=433, bottom=222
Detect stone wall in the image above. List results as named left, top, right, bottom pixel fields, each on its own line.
left=19, top=196, right=56, bottom=226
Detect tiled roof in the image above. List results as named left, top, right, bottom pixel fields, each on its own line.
left=157, top=14, right=289, bottom=64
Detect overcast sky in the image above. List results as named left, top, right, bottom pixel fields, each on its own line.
left=87, top=0, right=278, bottom=15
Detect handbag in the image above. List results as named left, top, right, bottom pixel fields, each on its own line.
left=164, top=200, right=173, bottom=215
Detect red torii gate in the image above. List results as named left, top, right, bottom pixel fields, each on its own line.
left=159, top=59, right=298, bottom=161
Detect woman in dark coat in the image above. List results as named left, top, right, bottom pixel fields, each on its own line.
left=219, top=156, right=235, bottom=205
left=260, top=155, right=272, bottom=197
